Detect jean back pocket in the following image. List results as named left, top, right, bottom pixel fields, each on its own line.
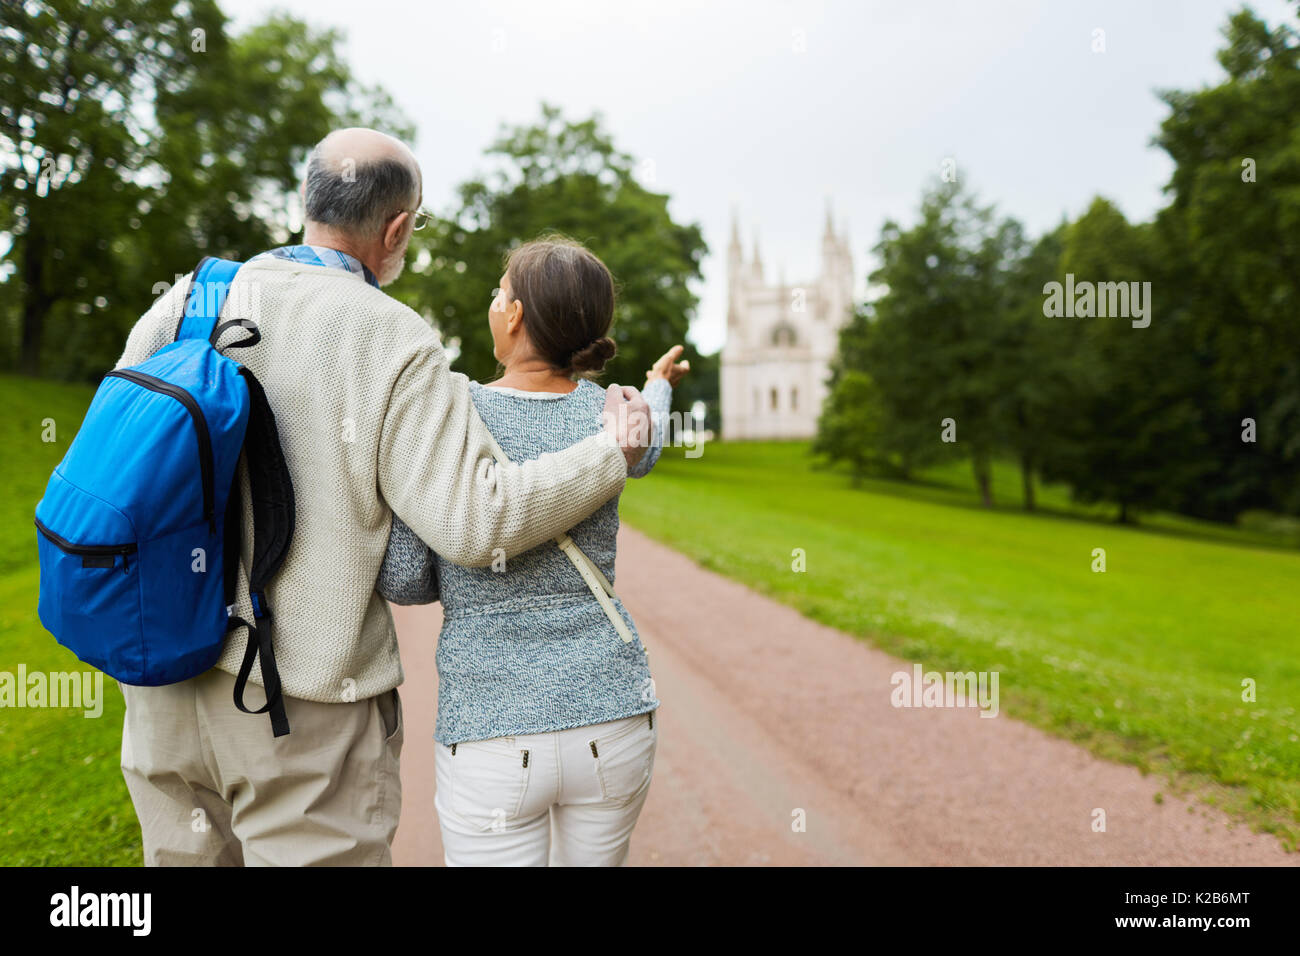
left=449, top=738, right=531, bottom=831
left=591, top=714, right=656, bottom=807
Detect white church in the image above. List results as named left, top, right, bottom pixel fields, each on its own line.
left=720, top=205, right=855, bottom=439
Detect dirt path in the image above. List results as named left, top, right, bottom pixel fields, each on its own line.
left=391, top=526, right=1294, bottom=866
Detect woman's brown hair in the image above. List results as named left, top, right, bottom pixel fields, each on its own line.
left=504, top=236, right=617, bottom=377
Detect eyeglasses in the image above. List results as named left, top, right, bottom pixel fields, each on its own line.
left=411, top=207, right=433, bottom=231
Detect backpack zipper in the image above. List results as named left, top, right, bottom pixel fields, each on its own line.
left=35, top=517, right=137, bottom=573
left=105, top=369, right=216, bottom=534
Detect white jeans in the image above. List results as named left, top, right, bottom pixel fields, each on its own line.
left=435, top=711, right=658, bottom=866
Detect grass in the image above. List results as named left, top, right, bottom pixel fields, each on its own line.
left=0, top=374, right=140, bottom=866
left=0, top=375, right=95, bottom=575
left=620, top=440, right=1300, bottom=849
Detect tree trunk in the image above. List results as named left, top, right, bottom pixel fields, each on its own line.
left=972, top=452, right=993, bottom=508
left=19, top=224, right=49, bottom=375
left=1020, top=453, right=1036, bottom=511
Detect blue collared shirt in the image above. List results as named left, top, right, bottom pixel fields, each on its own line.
left=248, top=244, right=380, bottom=288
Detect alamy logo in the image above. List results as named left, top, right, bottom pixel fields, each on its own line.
left=600, top=401, right=706, bottom=458
left=1042, top=273, right=1151, bottom=328
left=49, top=886, right=151, bottom=936
left=0, top=666, right=103, bottom=717
left=890, top=663, right=1000, bottom=718
left=183, top=277, right=260, bottom=321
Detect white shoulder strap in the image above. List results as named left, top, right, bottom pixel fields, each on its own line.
left=480, top=427, right=639, bottom=648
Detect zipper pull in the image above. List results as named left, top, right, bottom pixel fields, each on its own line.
left=121, top=552, right=130, bottom=574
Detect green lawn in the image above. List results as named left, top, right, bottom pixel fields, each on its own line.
left=621, top=440, right=1300, bottom=849
left=0, top=374, right=140, bottom=865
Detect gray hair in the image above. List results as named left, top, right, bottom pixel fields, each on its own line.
left=303, top=148, right=420, bottom=238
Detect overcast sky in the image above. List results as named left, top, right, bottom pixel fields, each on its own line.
left=222, top=0, right=1294, bottom=353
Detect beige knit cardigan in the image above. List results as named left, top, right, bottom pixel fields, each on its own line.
left=115, top=257, right=628, bottom=703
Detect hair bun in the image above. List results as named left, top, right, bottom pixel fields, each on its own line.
left=569, top=336, right=617, bottom=374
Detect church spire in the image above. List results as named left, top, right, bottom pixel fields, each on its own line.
left=822, top=198, right=848, bottom=278
left=728, top=205, right=744, bottom=284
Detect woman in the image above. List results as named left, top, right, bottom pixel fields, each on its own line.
left=377, top=235, right=688, bottom=866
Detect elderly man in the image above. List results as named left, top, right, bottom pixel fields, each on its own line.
left=113, top=128, right=650, bottom=866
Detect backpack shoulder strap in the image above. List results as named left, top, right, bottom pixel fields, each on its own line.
left=227, top=366, right=296, bottom=737
left=175, top=256, right=242, bottom=343
left=480, top=428, right=640, bottom=650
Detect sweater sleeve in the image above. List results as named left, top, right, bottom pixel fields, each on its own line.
left=375, top=515, right=439, bottom=605
left=377, top=343, right=630, bottom=568
left=627, top=378, right=672, bottom=479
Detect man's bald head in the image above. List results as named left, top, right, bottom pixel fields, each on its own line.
left=316, top=127, right=418, bottom=171
left=303, top=128, right=421, bottom=240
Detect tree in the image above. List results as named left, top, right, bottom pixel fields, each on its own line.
left=1037, top=199, right=1212, bottom=523
left=1, top=0, right=218, bottom=373
left=392, top=105, right=709, bottom=401
left=0, top=1, right=410, bottom=378
left=144, top=13, right=411, bottom=268
left=1153, top=5, right=1300, bottom=515
left=813, top=369, right=887, bottom=482
left=817, top=4, right=1300, bottom=524
left=827, top=180, right=1023, bottom=505
left=992, top=223, right=1070, bottom=511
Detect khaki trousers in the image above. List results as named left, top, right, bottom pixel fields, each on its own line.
left=119, top=667, right=403, bottom=866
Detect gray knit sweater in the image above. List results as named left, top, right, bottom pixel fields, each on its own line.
left=377, top=377, right=672, bottom=744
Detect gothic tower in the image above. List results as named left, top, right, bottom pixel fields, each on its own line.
left=721, top=203, right=854, bottom=439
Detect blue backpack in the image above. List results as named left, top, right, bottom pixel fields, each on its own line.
left=35, top=257, right=296, bottom=736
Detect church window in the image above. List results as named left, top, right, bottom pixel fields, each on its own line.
left=770, top=387, right=779, bottom=411
left=770, top=322, right=797, bottom=347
